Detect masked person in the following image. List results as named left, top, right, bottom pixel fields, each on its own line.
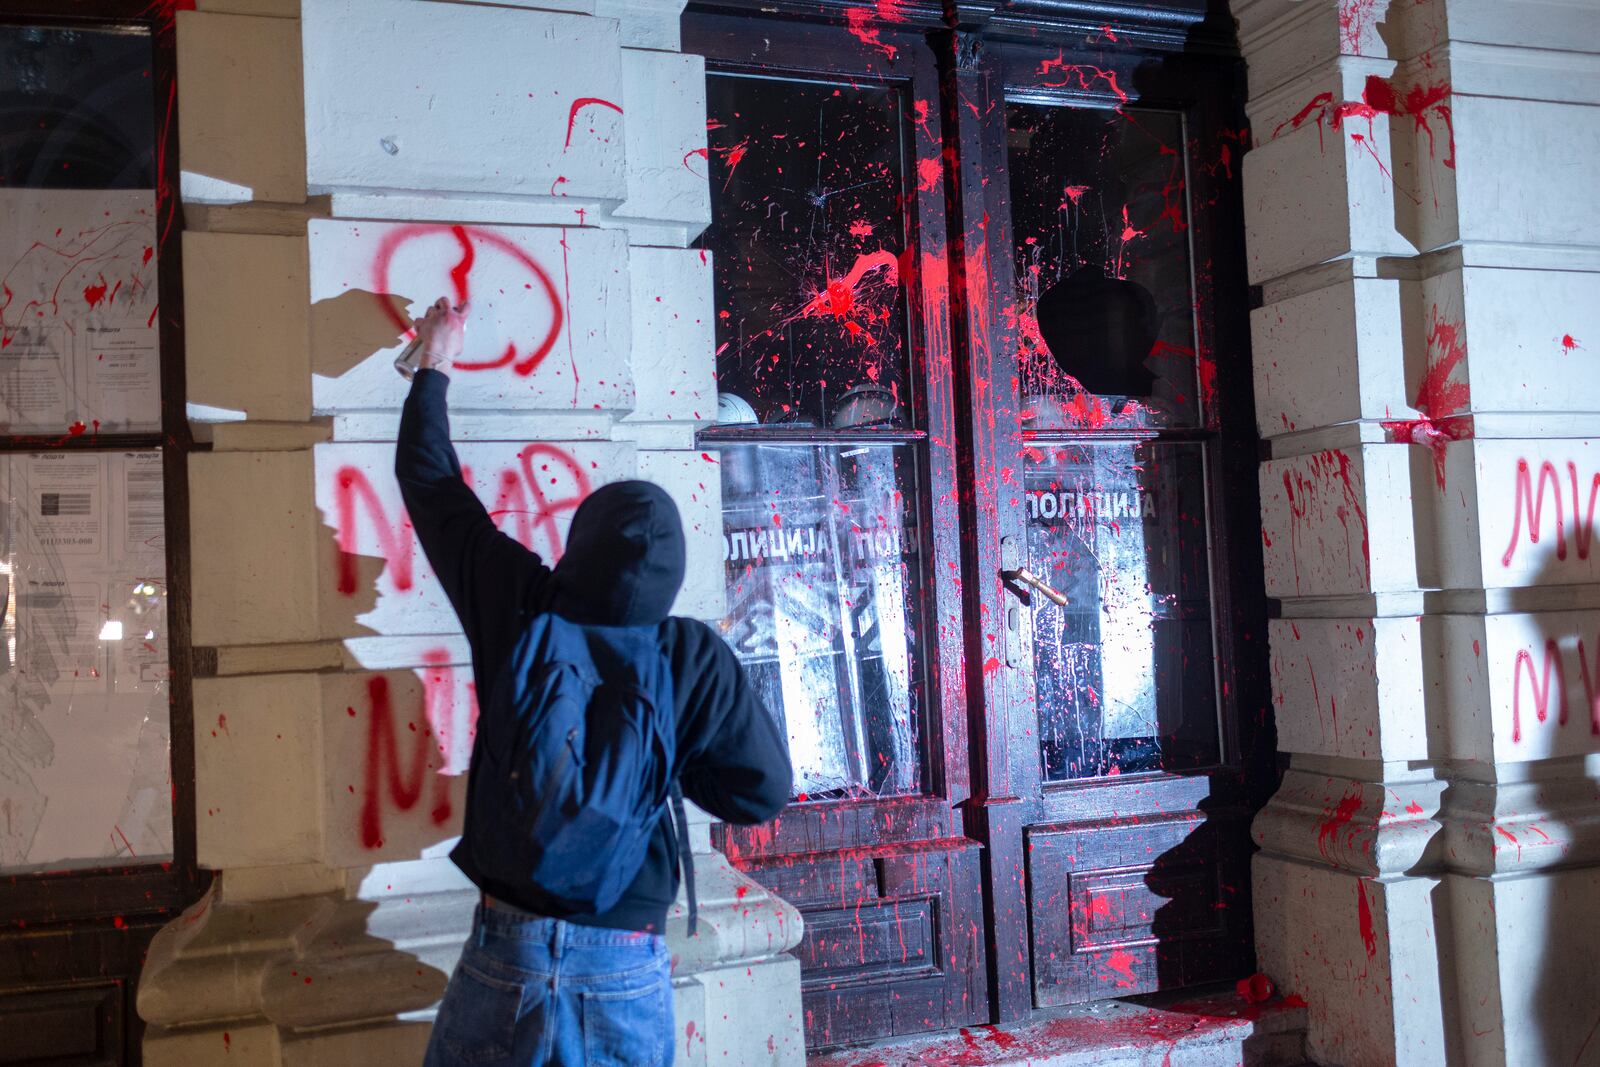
left=396, top=298, right=792, bottom=1067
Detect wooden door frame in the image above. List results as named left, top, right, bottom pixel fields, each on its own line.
left=682, top=0, right=1276, bottom=1043
left=945, top=5, right=1277, bottom=1020
left=685, top=7, right=998, bottom=1048
left=0, top=2, right=205, bottom=1061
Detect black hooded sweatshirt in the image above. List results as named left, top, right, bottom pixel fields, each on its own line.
left=395, top=369, right=792, bottom=933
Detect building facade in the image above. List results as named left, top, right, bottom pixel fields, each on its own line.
left=0, top=0, right=1595, bottom=1064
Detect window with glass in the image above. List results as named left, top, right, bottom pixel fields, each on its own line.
left=0, top=22, right=173, bottom=872
left=698, top=71, right=928, bottom=802
left=1006, top=101, right=1223, bottom=782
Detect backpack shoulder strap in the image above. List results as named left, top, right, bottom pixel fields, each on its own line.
left=670, top=782, right=698, bottom=937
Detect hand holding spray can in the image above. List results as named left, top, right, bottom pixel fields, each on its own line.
left=394, top=299, right=468, bottom=380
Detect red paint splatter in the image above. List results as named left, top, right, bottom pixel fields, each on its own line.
left=800, top=250, right=899, bottom=343
left=1494, top=825, right=1522, bottom=862
left=1380, top=306, right=1470, bottom=488
left=83, top=275, right=109, bottom=308
left=848, top=220, right=875, bottom=238
left=563, top=97, right=623, bottom=150
left=1063, top=184, right=1089, bottom=205
left=1339, top=0, right=1381, bottom=52
left=1104, top=946, right=1137, bottom=983
left=1036, top=54, right=1127, bottom=103
left=1317, top=785, right=1364, bottom=861
left=720, top=140, right=751, bottom=192
left=1562, top=334, right=1582, bottom=354
left=916, top=157, right=941, bottom=192
left=844, top=6, right=897, bottom=60
left=1271, top=75, right=1455, bottom=181
left=1278, top=449, right=1371, bottom=593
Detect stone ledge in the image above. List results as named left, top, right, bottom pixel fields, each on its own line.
left=810, top=988, right=1308, bottom=1067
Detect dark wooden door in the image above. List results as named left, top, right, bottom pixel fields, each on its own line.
left=685, top=12, right=991, bottom=1051
left=948, top=25, right=1275, bottom=1013
left=0, top=4, right=205, bottom=1063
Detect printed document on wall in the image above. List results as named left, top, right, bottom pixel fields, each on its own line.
left=0, top=189, right=161, bottom=434
left=0, top=451, right=171, bottom=871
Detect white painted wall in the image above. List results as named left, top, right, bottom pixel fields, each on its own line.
left=1236, top=0, right=1600, bottom=1063
left=141, top=1, right=803, bottom=1063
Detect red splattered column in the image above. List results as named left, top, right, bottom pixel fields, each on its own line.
left=1241, top=1, right=1600, bottom=1065
left=139, top=3, right=805, bottom=1066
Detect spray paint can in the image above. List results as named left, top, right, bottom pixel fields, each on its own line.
left=393, top=303, right=466, bottom=380
left=393, top=332, right=429, bottom=380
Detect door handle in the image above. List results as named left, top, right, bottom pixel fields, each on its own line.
left=1002, top=566, right=1069, bottom=607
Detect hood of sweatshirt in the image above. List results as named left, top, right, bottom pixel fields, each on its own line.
left=548, top=480, right=686, bottom=625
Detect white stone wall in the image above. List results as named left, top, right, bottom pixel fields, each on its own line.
left=1237, top=0, right=1600, bottom=1064
left=140, top=1, right=804, bottom=1063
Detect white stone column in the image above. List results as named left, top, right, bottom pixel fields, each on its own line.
left=1236, top=0, right=1600, bottom=1064
left=137, top=2, right=804, bottom=1064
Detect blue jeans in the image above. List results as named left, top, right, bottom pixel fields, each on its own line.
left=423, top=902, right=674, bottom=1067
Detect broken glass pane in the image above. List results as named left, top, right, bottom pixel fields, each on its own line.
left=1006, top=103, right=1203, bottom=431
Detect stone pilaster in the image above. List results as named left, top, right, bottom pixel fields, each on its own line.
left=137, top=1, right=805, bottom=1063
left=1236, top=0, right=1600, bottom=1063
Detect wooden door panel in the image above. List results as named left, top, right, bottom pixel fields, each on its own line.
left=0, top=982, right=121, bottom=1066
left=743, top=841, right=987, bottom=1049
left=1025, top=810, right=1251, bottom=1008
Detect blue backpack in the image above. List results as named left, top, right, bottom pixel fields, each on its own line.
left=465, top=613, right=697, bottom=931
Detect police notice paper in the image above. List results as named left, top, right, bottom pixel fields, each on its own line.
left=0, top=188, right=160, bottom=435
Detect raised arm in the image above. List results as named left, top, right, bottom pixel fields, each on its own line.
left=394, top=299, right=551, bottom=672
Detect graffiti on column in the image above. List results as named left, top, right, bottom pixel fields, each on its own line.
left=369, top=223, right=565, bottom=378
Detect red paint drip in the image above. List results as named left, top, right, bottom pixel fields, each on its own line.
left=563, top=97, right=623, bottom=150
left=1356, top=879, right=1377, bottom=960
